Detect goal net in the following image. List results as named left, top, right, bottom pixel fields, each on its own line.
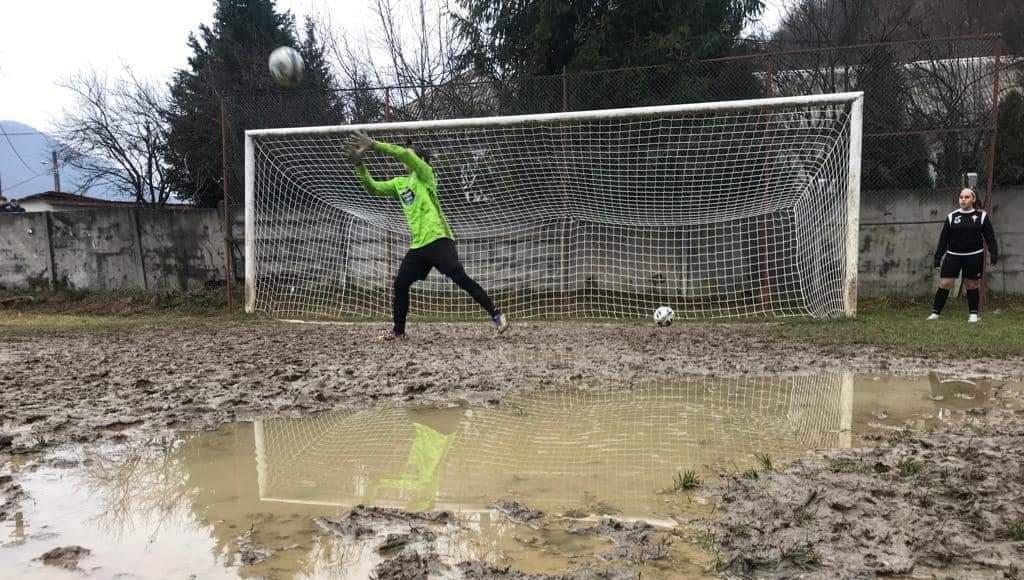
left=254, top=373, right=853, bottom=516
left=245, top=92, right=863, bottom=320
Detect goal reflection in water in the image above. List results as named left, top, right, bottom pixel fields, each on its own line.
left=255, top=373, right=853, bottom=516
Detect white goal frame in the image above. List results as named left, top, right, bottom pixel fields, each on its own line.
left=245, top=92, right=863, bottom=319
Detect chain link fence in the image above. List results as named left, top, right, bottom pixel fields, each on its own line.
left=223, top=34, right=1020, bottom=303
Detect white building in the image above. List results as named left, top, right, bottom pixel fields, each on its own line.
left=15, top=191, right=189, bottom=212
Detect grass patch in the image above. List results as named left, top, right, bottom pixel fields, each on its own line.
left=1007, top=520, right=1024, bottom=541
left=0, top=287, right=231, bottom=314
left=829, top=458, right=868, bottom=473
left=694, top=528, right=725, bottom=571
left=741, top=468, right=760, bottom=480
left=672, top=470, right=703, bottom=491
left=0, top=312, right=236, bottom=336
left=729, top=523, right=751, bottom=538
left=897, top=458, right=924, bottom=477
left=765, top=296, right=1024, bottom=358
left=793, top=507, right=817, bottom=527
left=3, top=290, right=1023, bottom=359
left=695, top=529, right=717, bottom=551
left=888, top=426, right=915, bottom=445
left=734, top=455, right=775, bottom=481
left=0, top=289, right=255, bottom=336
left=781, top=543, right=822, bottom=569
left=756, top=453, right=775, bottom=473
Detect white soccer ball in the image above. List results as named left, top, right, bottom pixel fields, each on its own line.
left=654, top=306, right=674, bottom=327
left=268, top=46, right=304, bottom=88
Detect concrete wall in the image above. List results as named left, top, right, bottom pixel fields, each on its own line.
left=237, top=188, right=1023, bottom=319
left=0, top=208, right=227, bottom=292
left=138, top=210, right=226, bottom=292
left=49, top=209, right=142, bottom=290
left=0, top=213, right=52, bottom=290
left=2, top=191, right=1021, bottom=300
left=858, top=188, right=1023, bottom=296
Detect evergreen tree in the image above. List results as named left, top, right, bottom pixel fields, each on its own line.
left=994, top=90, right=1024, bottom=186
left=166, top=0, right=340, bottom=207
left=856, top=47, right=933, bottom=190
left=457, top=0, right=763, bottom=77
left=456, top=0, right=764, bottom=115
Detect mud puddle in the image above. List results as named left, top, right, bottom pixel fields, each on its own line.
left=2, top=373, right=1020, bottom=579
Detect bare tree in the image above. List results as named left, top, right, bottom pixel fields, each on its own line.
left=58, top=68, right=174, bottom=207
left=773, top=0, right=917, bottom=47
left=765, top=0, right=918, bottom=97
left=319, top=0, right=480, bottom=121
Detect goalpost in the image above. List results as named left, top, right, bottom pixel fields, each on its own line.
left=245, top=92, right=863, bottom=321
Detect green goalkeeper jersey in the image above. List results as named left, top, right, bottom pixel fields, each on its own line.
left=356, top=141, right=454, bottom=249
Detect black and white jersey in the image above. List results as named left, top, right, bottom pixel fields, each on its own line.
left=934, top=208, right=999, bottom=262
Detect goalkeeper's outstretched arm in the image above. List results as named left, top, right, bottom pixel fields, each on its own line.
left=349, top=131, right=435, bottom=188
left=372, top=141, right=435, bottom=188
left=348, top=133, right=399, bottom=197
left=355, top=165, right=399, bottom=197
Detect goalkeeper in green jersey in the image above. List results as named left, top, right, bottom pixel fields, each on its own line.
left=348, top=131, right=509, bottom=341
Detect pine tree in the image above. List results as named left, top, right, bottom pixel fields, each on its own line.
left=165, top=0, right=338, bottom=207
left=857, top=47, right=933, bottom=190
left=994, top=90, right=1024, bottom=186
left=457, top=0, right=764, bottom=77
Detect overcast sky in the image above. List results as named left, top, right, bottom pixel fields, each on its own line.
left=0, top=0, right=372, bottom=132
left=1, top=0, right=786, bottom=133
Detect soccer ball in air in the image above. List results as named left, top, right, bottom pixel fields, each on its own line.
left=268, top=46, right=304, bottom=88
left=653, top=306, right=674, bottom=327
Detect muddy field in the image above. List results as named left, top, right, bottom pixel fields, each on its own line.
left=2, top=320, right=1023, bottom=452
left=3, top=319, right=1024, bottom=579
left=702, top=408, right=1024, bottom=580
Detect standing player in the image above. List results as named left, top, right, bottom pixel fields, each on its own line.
left=348, top=131, right=509, bottom=340
left=928, top=188, right=999, bottom=322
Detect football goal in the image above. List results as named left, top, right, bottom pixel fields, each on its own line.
left=245, top=92, right=863, bottom=320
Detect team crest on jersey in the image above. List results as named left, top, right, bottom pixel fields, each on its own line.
left=954, top=215, right=962, bottom=224
left=401, top=189, right=415, bottom=205
left=972, top=215, right=978, bottom=222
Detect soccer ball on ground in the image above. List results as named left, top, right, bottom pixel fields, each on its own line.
left=653, top=306, right=674, bottom=327
left=268, top=46, right=304, bottom=88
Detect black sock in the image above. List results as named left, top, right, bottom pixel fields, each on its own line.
left=967, top=288, right=980, bottom=314
left=392, top=280, right=412, bottom=335
left=931, top=287, right=950, bottom=314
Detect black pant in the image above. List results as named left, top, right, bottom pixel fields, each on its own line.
left=393, top=238, right=497, bottom=334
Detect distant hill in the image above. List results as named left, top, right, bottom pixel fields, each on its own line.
left=0, top=120, right=122, bottom=200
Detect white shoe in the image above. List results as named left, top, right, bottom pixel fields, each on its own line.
left=491, top=312, right=510, bottom=334
left=968, top=314, right=979, bottom=323
left=926, top=313, right=940, bottom=321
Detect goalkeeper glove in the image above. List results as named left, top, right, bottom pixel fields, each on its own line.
left=347, top=147, right=364, bottom=165
left=933, top=257, right=942, bottom=269
left=990, top=254, right=998, bottom=266
left=347, top=131, right=375, bottom=165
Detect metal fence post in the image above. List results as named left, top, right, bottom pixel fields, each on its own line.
left=562, top=66, right=568, bottom=112
left=220, top=97, right=235, bottom=312
left=982, top=35, right=1002, bottom=308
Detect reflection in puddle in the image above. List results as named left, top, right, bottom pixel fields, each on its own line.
left=2, top=373, right=1019, bottom=579
left=256, top=374, right=854, bottom=517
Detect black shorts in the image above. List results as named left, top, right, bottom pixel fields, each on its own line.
left=940, top=252, right=984, bottom=280
left=396, top=237, right=463, bottom=282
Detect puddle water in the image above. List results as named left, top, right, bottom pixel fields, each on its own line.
left=2, top=373, right=1021, bottom=579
